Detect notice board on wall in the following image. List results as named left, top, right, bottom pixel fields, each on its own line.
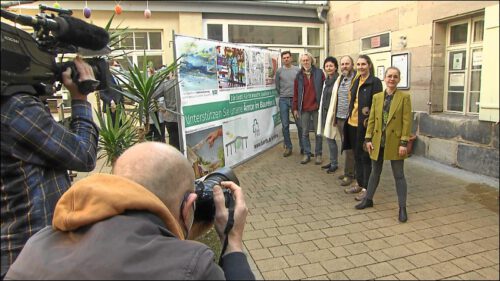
left=391, top=52, right=410, bottom=89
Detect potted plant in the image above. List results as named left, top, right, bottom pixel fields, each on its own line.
left=95, top=105, right=139, bottom=168
left=112, top=55, right=179, bottom=142
left=93, top=13, right=178, bottom=166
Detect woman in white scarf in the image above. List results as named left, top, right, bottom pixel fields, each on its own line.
left=317, top=57, right=341, bottom=173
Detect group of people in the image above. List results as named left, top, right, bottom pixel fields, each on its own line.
left=1, top=47, right=413, bottom=279
left=276, top=51, right=413, bottom=223
left=1, top=57, right=254, bottom=279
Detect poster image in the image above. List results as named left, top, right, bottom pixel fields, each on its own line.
left=245, top=49, right=265, bottom=88
left=217, top=46, right=247, bottom=89
left=222, top=118, right=250, bottom=167
left=186, top=125, right=225, bottom=178
left=176, top=36, right=218, bottom=93
left=175, top=34, right=282, bottom=177
left=265, top=52, right=279, bottom=86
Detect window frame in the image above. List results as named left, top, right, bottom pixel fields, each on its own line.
left=359, top=31, right=392, bottom=54
left=202, top=19, right=324, bottom=64
left=110, top=30, right=164, bottom=68
left=444, top=15, right=484, bottom=115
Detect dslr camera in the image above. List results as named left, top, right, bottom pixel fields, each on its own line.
left=1, top=2, right=111, bottom=97
left=194, top=167, right=239, bottom=223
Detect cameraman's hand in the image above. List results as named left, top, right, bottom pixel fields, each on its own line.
left=62, top=56, right=95, bottom=101
left=213, top=181, right=248, bottom=255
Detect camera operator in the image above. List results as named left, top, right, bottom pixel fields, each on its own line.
left=5, top=142, right=255, bottom=280
left=0, top=56, right=99, bottom=278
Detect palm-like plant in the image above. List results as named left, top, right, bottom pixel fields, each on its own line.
left=94, top=13, right=179, bottom=166
left=112, top=55, right=179, bottom=141
left=95, top=105, right=139, bottom=167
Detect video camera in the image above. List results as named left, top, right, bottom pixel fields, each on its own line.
left=1, top=1, right=111, bottom=97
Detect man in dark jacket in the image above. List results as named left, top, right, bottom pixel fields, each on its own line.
left=5, top=142, right=255, bottom=280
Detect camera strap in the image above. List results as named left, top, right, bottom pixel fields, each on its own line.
left=218, top=203, right=235, bottom=265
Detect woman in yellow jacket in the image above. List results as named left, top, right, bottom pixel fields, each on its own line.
left=355, top=67, right=412, bottom=223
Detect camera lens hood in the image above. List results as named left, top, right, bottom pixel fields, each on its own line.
left=207, top=167, right=239, bottom=185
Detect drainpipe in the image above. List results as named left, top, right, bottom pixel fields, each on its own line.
left=316, top=5, right=329, bottom=58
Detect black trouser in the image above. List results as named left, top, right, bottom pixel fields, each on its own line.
left=346, top=123, right=371, bottom=188
left=365, top=147, right=407, bottom=207
left=165, top=121, right=180, bottom=150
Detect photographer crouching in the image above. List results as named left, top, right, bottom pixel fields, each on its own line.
left=1, top=3, right=102, bottom=278
left=5, top=142, right=255, bottom=280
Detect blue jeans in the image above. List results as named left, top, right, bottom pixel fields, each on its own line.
left=279, top=97, right=303, bottom=151
left=326, top=138, right=338, bottom=168
left=300, top=110, right=321, bottom=156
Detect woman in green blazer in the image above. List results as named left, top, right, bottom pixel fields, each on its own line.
left=355, top=67, right=412, bottom=223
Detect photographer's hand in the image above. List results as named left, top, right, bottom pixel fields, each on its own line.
left=62, top=56, right=95, bottom=101
left=213, top=181, right=248, bottom=255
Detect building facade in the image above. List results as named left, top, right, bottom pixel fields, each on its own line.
left=327, top=1, right=499, bottom=178
left=19, top=1, right=328, bottom=68
left=5, top=1, right=498, bottom=178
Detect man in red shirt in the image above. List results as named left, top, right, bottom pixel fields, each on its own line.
left=293, top=52, right=325, bottom=164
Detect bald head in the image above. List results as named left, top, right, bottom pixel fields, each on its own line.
left=113, top=142, right=195, bottom=214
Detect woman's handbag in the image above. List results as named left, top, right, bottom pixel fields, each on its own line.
left=406, top=135, right=417, bottom=156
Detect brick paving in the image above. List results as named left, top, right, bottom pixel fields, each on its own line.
left=76, top=135, right=499, bottom=280
left=233, top=135, right=499, bottom=280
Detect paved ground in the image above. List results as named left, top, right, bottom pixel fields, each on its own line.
left=234, top=135, right=499, bottom=280
left=76, top=135, right=499, bottom=280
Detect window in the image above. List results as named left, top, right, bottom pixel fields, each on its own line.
left=208, top=24, right=223, bottom=41
left=307, top=28, right=320, bottom=46
left=228, top=25, right=302, bottom=44
left=111, top=30, right=164, bottom=69
left=116, top=31, right=162, bottom=50
left=360, top=32, right=391, bottom=52
left=445, top=16, right=484, bottom=114
left=203, top=19, right=324, bottom=64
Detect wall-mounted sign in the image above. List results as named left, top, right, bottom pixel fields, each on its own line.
left=472, top=50, right=482, bottom=67
left=391, top=52, right=410, bottom=89
left=452, top=52, right=464, bottom=70
left=371, top=36, right=381, bottom=48
left=449, top=73, right=465, bottom=87
left=377, top=65, right=385, bottom=81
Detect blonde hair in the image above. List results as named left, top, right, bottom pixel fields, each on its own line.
left=385, top=66, right=401, bottom=77
left=299, top=52, right=316, bottom=67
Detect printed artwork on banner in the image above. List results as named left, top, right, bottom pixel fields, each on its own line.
left=223, top=105, right=281, bottom=167
left=174, top=34, right=282, bottom=176
left=245, top=49, right=265, bottom=88
left=186, top=125, right=225, bottom=178
left=176, top=36, right=218, bottom=93
left=217, top=45, right=246, bottom=90
left=265, top=52, right=279, bottom=86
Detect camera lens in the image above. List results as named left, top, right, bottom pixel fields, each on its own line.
left=194, top=167, right=239, bottom=223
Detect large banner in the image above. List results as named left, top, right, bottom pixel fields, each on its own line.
left=175, top=35, right=282, bottom=178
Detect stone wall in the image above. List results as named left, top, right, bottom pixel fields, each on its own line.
left=411, top=112, right=499, bottom=178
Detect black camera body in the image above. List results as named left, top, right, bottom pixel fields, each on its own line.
left=1, top=4, right=110, bottom=97
left=194, top=167, right=239, bottom=223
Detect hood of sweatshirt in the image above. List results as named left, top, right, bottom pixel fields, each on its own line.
left=52, top=173, right=185, bottom=240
